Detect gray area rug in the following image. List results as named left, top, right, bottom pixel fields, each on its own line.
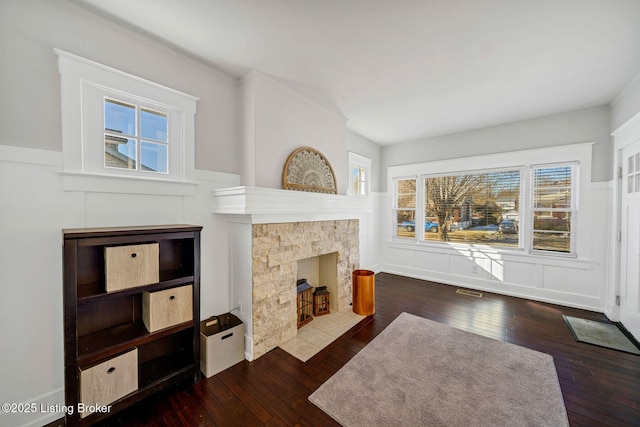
left=309, top=312, right=568, bottom=427
left=563, top=315, right=640, bottom=355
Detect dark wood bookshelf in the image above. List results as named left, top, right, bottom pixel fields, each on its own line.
left=63, top=225, right=202, bottom=426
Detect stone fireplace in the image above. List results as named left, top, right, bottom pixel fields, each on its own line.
left=212, top=186, right=371, bottom=361
left=251, top=220, right=359, bottom=358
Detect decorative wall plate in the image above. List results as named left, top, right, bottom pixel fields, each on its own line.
left=282, top=147, right=337, bottom=194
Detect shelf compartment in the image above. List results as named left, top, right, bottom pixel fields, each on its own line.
left=76, top=367, right=193, bottom=427
left=77, top=273, right=194, bottom=303
left=138, top=329, right=195, bottom=388
left=79, top=348, right=138, bottom=419
left=78, top=320, right=193, bottom=366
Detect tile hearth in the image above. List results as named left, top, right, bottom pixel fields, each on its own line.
left=279, top=309, right=365, bottom=361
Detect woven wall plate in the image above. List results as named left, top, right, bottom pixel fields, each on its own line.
left=282, top=147, right=337, bottom=194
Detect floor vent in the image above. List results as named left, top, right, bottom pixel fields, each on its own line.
left=456, top=289, right=483, bottom=298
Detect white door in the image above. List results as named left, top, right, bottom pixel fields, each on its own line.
left=619, top=139, right=640, bottom=339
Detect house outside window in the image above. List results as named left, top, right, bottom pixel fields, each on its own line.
left=389, top=145, right=585, bottom=258
left=422, top=169, right=521, bottom=247
left=531, top=163, right=578, bottom=254
left=394, top=177, right=417, bottom=238
left=104, top=98, right=169, bottom=174
left=348, top=152, right=372, bottom=197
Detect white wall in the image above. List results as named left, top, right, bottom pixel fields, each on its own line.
left=0, top=148, right=65, bottom=427
left=381, top=106, right=613, bottom=190
left=240, top=70, right=349, bottom=194
left=0, top=0, right=239, bottom=174
left=612, top=72, right=640, bottom=130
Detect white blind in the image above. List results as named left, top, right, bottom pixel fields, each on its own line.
left=532, top=165, right=576, bottom=253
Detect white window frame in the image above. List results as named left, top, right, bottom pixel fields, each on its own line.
left=392, top=176, right=418, bottom=239
left=530, top=162, right=579, bottom=256
left=101, top=96, right=171, bottom=175
left=55, top=49, right=198, bottom=184
left=347, top=152, right=372, bottom=197
left=387, top=143, right=592, bottom=258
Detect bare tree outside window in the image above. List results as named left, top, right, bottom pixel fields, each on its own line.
left=424, top=170, right=521, bottom=246
left=425, top=174, right=485, bottom=241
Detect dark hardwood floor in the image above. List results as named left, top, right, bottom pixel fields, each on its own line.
left=97, top=273, right=640, bottom=426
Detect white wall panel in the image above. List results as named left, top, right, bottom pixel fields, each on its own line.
left=83, top=193, right=184, bottom=227
left=0, top=151, right=65, bottom=427
left=414, top=250, right=450, bottom=274
left=0, top=144, right=241, bottom=426
left=503, top=262, right=538, bottom=288
left=542, top=265, right=600, bottom=296
left=385, top=246, right=416, bottom=268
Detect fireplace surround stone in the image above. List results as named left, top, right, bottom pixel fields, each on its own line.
left=212, top=186, right=372, bottom=361
left=251, top=219, right=359, bottom=359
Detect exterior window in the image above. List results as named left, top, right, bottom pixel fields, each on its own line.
left=388, top=144, right=588, bottom=257
left=55, top=48, right=197, bottom=182
left=531, top=164, right=577, bottom=254
left=352, top=165, right=366, bottom=195
left=348, top=152, right=372, bottom=197
left=104, top=99, right=169, bottom=173
left=423, top=170, right=521, bottom=247
left=628, top=153, right=640, bottom=193
left=394, top=178, right=417, bottom=238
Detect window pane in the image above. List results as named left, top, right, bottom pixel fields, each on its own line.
left=423, top=170, right=520, bottom=247
left=629, top=155, right=635, bottom=174
left=141, top=141, right=168, bottom=173
left=105, top=99, right=136, bottom=136
left=533, top=166, right=572, bottom=209
left=533, top=188, right=571, bottom=209
left=353, top=180, right=362, bottom=195
left=352, top=166, right=365, bottom=195
left=396, top=210, right=416, bottom=238
left=396, top=179, right=416, bottom=208
left=534, top=213, right=571, bottom=232
left=105, top=137, right=136, bottom=170
left=629, top=175, right=635, bottom=193
left=141, top=108, right=168, bottom=142
left=533, top=231, right=571, bottom=253
left=532, top=164, right=575, bottom=254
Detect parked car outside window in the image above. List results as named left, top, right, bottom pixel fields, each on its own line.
left=401, top=221, right=439, bottom=233
left=498, top=219, right=518, bottom=234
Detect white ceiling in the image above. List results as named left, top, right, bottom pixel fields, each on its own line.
left=75, top=0, right=640, bottom=145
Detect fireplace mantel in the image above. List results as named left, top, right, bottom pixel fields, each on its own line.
left=212, top=186, right=369, bottom=361
left=212, top=186, right=372, bottom=224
